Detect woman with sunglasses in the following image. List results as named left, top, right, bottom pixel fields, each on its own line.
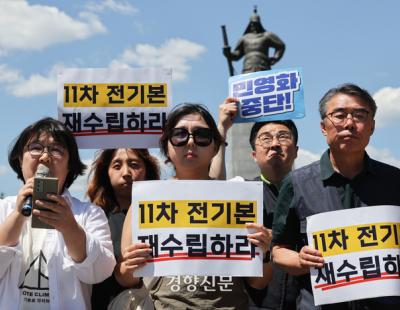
left=120, top=104, right=272, bottom=309
left=0, top=117, right=115, bottom=309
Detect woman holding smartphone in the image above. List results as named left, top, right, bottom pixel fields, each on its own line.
left=0, top=117, right=115, bottom=309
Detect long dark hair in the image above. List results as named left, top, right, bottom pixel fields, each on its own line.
left=87, top=148, right=160, bottom=214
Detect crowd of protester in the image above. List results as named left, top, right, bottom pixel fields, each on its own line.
left=1, top=83, right=399, bottom=309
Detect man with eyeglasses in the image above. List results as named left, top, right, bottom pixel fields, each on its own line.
left=272, top=83, right=400, bottom=309
left=210, top=98, right=299, bottom=310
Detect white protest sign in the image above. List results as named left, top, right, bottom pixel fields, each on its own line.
left=307, top=205, right=400, bottom=305
left=57, top=68, right=172, bottom=148
left=131, top=180, right=263, bottom=277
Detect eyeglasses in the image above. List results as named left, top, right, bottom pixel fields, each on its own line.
left=256, top=131, right=293, bottom=148
left=324, top=109, right=370, bottom=125
left=169, top=127, right=213, bottom=147
left=26, top=142, right=65, bottom=158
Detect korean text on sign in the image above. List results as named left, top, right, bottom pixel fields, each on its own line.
left=229, top=67, right=305, bottom=123
left=57, top=68, right=172, bottom=148
left=131, top=180, right=264, bottom=277
left=307, top=205, right=400, bottom=306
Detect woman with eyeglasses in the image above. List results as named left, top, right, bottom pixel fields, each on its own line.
left=119, top=104, right=272, bottom=309
left=88, top=149, right=160, bottom=309
left=0, top=117, right=116, bottom=309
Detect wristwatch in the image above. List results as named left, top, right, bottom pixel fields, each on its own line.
left=263, top=250, right=271, bottom=263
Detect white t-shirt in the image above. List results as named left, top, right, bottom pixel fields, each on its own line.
left=0, top=191, right=116, bottom=310
left=19, top=223, right=53, bottom=310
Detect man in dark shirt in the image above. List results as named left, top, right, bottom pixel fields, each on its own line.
left=211, top=98, right=300, bottom=309
left=272, top=83, right=400, bottom=310
left=247, top=120, right=300, bottom=310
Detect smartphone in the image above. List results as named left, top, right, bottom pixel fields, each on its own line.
left=31, top=176, right=59, bottom=229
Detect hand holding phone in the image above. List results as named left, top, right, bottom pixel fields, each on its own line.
left=32, top=176, right=59, bottom=229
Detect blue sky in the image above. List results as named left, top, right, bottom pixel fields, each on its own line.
left=1, top=0, right=400, bottom=199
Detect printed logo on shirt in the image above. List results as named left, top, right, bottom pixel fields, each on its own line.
left=19, top=250, right=50, bottom=307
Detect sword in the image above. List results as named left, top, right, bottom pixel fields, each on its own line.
left=221, top=25, right=234, bottom=76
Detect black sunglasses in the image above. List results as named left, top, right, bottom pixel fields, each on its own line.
left=169, top=127, right=213, bottom=147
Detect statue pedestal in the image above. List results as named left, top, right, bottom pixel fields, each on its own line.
left=227, top=123, right=259, bottom=179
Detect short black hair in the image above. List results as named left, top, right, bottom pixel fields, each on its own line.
left=319, top=83, right=377, bottom=119
left=159, top=103, right=223, bottom=162
left=249, top=120, right=298, bottom=150
left=8, top=117, right=86, bottom=189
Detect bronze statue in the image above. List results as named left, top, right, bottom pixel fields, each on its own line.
left=222, top=7, right=285, bottom=75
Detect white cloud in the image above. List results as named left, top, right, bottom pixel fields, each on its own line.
left=0, top=64, right=21, bottom=83
left=0, top=165, right=9, bottom=176
left=0, top=1, right=106, bottom=53
left=2, top=37, right=206, bottom=97
left=110, top=38, right=207, bottom=81
left=7, top=64, right=63, bottom=97
left=373, top=87, right=400, bottom=128
left=294, top=148, right=321, bottom=169
left=86, top=0, right=138, bottom=14
left=366, top=145, right=400, bottom=168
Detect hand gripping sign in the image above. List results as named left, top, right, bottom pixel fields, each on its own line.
left=307, top=205, right=400, bottom=306
left=229, top=67, right=305, bottom=123
left=131, top=180, right=264, bottom=277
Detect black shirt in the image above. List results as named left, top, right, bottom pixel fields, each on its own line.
left=246, top=176, right=298, bottom=310
left=273, top=149, right=400, bottom=309
left=273, top=150, right=400, bottom=246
